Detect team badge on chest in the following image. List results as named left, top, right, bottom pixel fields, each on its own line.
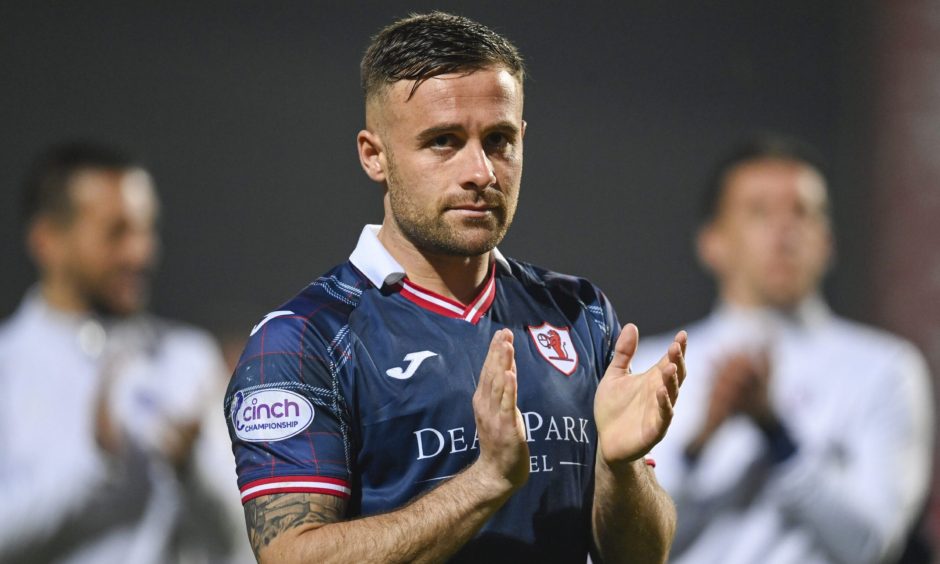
left=527, top=323, right=579, bottom=376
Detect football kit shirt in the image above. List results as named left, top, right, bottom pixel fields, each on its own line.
left=226, top=225, right=622, bottom=561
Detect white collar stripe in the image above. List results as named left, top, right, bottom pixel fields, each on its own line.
left=401, top=282, right=466, bottom=315
left=464, top=275, right=495, bottom=322
left=348, top=225, right=500, bottom=324
left=400, top=268, right=496, bottom=323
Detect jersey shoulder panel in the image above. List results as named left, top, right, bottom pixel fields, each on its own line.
left=507, top=258, right=612, bottom=313
left=242, top=264, right=368, bottom=357
left=224, top=262, right=371, bottom=501
left=505, top=257, right=621, bottom=367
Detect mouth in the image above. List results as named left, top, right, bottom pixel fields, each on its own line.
left=446, top=205, right=498, bottom=220
left=112, top=269, right=151, bottom=292
left=449, top=203, right=493, bottom=211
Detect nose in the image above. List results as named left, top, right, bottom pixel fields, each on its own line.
left=770, top=211, right=802, bottom=252
left=458, top=141, right=496, bottom=190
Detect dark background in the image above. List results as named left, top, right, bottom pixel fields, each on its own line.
left=0, top=1, right=875, bottom=337
left=7, top=0, right=940, bottom=555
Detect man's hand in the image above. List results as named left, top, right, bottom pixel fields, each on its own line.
left=594, top=324, right=687, bottom=469
left=591, top=324, right=685, bottom=563
left=687, top=350, right=775, bottom=460
left=470, top=329, right=529, bottom=493
left=159, top=419, right=202, bottom=470
left=736, top=350, right=775, bottom=426
left=686, top=353, right=750, bottom=458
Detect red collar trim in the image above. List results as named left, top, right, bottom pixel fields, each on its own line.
left=399, top=265, right=497, bottom=324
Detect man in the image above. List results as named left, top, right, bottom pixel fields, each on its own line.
left=0, top=142, right=250, bottom=563
left=225, top=12, right=687, bottom=564
left=634, top=135, right=934, bottom=564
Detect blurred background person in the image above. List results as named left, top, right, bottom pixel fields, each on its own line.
left=634, top=134, right=935, bottom=564
left=0, top=142, right=252, bottom=563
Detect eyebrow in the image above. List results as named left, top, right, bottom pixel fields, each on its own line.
left=415, top=121, right=521, bottom=144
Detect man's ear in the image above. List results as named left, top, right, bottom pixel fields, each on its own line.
left=357, top=129, right=387, bottom=183
left=521, top=120, right=527, bottom=139
left=27, top=216, right=64, bottom=271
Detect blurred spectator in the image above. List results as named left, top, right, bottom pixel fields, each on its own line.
left=0, top=142, right=251, bottom=563
left=634, top=134, right=934, bottom=564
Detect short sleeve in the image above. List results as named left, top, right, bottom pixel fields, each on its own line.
left=224, top=312, right=353, bottom=504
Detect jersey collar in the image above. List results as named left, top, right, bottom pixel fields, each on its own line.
left=399, top=264, right=497, bottom=324
left=349, top=224, right=509, bottom=287
left=349, top=225, right=408, bottom=288
left=349, top=224, right=507, bottom=323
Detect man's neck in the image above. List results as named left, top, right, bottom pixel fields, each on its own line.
left=377, top=223, right=491, bottom=305
left=39, top=277, right=89, bottom=314
left=719, top=289, right=801, bottom=315
left=717, top=288, right=828, bottom=327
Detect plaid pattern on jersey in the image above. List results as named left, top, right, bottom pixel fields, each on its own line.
left=224, top=255, right=623, bottom=562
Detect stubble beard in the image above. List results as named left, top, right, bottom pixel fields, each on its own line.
left=67, top=261, right=149, bottom=318
left=386, top=159, right=516, bottom=258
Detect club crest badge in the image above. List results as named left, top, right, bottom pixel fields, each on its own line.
left=527, top=323, right=578, bottom=376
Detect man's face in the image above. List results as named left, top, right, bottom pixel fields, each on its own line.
left=367, top=67, right=525, bottom=257
left=701, top=158, right=832, bottom=308
left=51, top=168, right=159, bottom=316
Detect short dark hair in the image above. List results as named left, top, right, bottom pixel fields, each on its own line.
left=702, top=133, right=828, bottom=223
left=22, top=141, right=140, bottom=225
left=361, top=11, right=525, bottom=102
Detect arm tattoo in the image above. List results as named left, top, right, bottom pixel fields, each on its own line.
left=244, top=493, right=346, bottom=560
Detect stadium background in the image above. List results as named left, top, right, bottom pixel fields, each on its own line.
left=1, top=0, right=938, bottom=548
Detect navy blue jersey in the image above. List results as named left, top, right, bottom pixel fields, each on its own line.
left=225, top=226, right=622, bottom=562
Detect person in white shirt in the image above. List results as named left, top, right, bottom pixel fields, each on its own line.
left=633, top=135, right=935, bottom=564
left=0, top=142, right=252, bottom=563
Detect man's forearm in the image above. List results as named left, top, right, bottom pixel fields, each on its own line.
left=592, top=457, right=676, bottom=564
left=256, top=461, right=516, bottom=564
left=249, top=329, right=530, bottom=564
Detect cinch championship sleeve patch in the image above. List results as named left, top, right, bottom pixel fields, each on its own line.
left=226, top=309, right=354, bottom=503
left=230, top=388, right=315, bottom=442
